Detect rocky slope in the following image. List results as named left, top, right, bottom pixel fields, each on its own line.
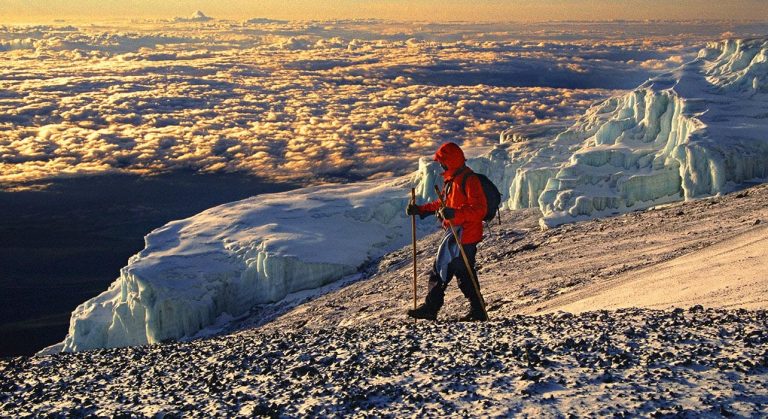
left=3, top=183, right=768, bottom=416
left=1, top=308, right=767, bottom=417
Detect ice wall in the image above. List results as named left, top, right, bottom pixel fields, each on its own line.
left=56, top=164, right=444, bottom=352
left=492, top=38, right=768, bottom=227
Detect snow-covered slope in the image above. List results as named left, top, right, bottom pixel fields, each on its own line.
left=487, top=38, right=768, bottom=227
left=53, top=162, right=444, bottom=352
left=53, top=38, right=768, bottom=352
left=245, top=182, right=768, bottom=336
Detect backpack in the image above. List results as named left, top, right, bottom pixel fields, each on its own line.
left=459, top=170, right=503, bottom=223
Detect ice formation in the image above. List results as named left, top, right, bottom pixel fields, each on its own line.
left=55, top=38, right=768, bottom=352
left=56, top=163, right=443, bottom=352
left=490, top=38, right=768, bottom=227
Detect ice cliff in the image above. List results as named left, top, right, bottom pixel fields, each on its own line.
left=481, top=38, right=768, bottom=227
left=54, top=38, right=768, bottom=352
left=54, top=166, right=443, bottom=352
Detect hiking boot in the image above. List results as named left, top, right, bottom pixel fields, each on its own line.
left=407, top=304, right=438, bottom=321
left=459, top=307, right=488, bottom=322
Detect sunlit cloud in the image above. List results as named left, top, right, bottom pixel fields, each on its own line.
left=1, top=19, right=766, bottom=186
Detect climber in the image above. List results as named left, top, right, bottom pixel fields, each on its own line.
left=406, top=142, right=488, bottom=322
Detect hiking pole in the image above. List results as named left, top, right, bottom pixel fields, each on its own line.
left=410, top=188, right=418, bottom=322
left=433, top=185, right=488, bottom=320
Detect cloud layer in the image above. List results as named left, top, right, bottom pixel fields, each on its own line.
left=1, top=19, right=764, bottom=185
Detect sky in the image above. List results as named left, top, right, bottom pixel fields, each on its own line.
left=2, top=0, right=768, bottom=23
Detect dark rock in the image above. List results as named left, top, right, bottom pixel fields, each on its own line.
left=520, top=369, right=543, bottom=382
left=514, top=243, right=538, bottom=253
left=290, top=365, right=320, bottom=378
left=719, top=405, right=735, bottom=417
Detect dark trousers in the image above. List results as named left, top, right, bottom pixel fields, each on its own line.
left=424, top=243, right=482, bottom=312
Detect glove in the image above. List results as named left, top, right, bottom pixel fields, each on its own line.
left=406, top=203, right=420, bottom=216
left=438, top=207, right=456, bottom=220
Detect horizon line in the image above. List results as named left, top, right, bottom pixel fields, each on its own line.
left=4, top=17, right=768, bottom=26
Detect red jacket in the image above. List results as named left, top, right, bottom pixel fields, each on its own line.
left=418, top=143, right=487, bottom=244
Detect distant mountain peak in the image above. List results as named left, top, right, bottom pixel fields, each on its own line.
left=171, top=10, right=213, bottom=23
left=190, top=10, right=211, bottom=21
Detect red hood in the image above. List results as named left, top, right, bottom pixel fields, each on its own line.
left=434, top=142, right=466, bottom=178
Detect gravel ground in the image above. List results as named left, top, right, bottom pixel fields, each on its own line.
left=4, top=182, right=768, bottom=417
left=2, top=308, right=767, bottom=417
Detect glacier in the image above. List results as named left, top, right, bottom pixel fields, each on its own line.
left=54, top=163, right=445, bottom=352
left=53, top=38, right=768, bottom=352
left=490, top=38, right=768, bottom=227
